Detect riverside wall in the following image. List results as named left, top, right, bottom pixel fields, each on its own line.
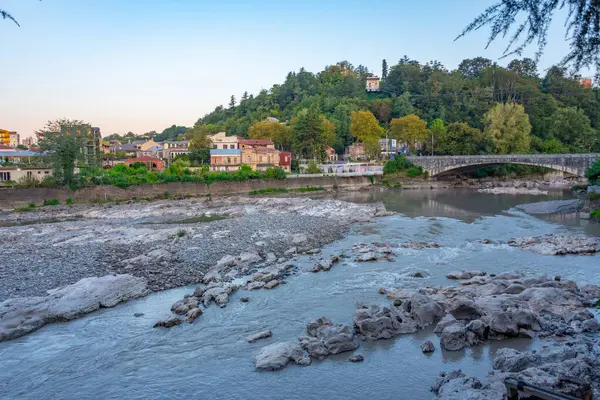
left=0, top=176, right=378, bottom=209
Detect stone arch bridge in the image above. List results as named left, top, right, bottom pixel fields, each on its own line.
left=406, top=154, right=600, bottom=178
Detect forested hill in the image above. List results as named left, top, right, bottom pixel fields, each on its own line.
left=194, top=58, right=600, bottom=155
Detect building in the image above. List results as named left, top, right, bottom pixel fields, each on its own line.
left=279, top=152, right=292, bottom=172
left=580, top=77, right=593, bottom=88
left=22, top=137, right=36, bottom=148
left=0, top=166, right=52, bottom=184
left=345, top=143, right=366, bottom=160
left=325, top=147, right=338, bottom=162
left=239, top=139, right=275, bottom=149
left=138, top=145, right=164, bottom=159
left=210, top=149, right=242, bottom=171
left=124, top=156, right=164, bottom=171
left=163, top=141, right=190, bottom=163
left=242, top=147, right=280, bottom=171
left=60, top=125, right=102, bottom=159
left=210, top=132, right=240, bottom=150
left=0, top=129, right=19, bottom=147
left=366, top=76, right=381, bottom=92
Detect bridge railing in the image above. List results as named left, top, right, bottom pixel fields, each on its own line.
left=407, top=154, right=600, bottom=160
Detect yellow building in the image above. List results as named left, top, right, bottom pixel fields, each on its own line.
left=241, top=147, right=280, bottom=171
left=0, top=129, right=15, bottom=147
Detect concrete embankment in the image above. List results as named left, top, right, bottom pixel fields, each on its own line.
left=0, top=176, right=377, bottom=209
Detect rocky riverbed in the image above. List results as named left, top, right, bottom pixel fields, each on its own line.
left=0, top=196, right=389, bottom=340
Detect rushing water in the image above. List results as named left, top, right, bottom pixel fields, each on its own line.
left=1, top=189, right=599, bottom=400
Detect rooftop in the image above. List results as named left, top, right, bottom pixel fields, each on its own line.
left=210, top=149, right=242, bottom=155
left=125, top=156, right=163, bottom=162
left=240, top=139, right=274, bottom=145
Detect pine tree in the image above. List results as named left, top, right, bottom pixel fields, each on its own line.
left=241, top=91, right=249, bottom=102
left=382, top=59, right=388, bottom=81
left=229, top=95, right=236, bottom=108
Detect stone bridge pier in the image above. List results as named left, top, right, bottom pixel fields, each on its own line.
left=407, top=154, right=600, bottom=178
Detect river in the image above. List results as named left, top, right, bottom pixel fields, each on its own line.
left=0, top=188, right=599, bottom=400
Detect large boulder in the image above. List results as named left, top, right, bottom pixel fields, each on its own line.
left=299, top=317, right=357, bottom=359
left=354, top=305, right=417, bottom=340
left=0, top=275, right=148, bottom=342
left=254, top=342, right=311, bottom=371
left=403, top=294, right=445, bottom=328
left=440, top=323, right=467, bottom=351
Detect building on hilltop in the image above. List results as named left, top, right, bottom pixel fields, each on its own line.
left=242, top=147, right=280, bottom=171
left=22, top=137, right=36, bottom=148
left=0, top=129, right=19, bottom=147
left=580, top=77, right=593, bottom=88
left=325, top=146, right=338, bottom=162
left=163, top=141, right=190, bottom=163
left=345, top=142, right=366, bottom=160
left=239, top=139, right=275, bottom=149
left=366, top=76, right=381, bottom=92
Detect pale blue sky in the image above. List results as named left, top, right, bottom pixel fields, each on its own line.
left=1, top=0, right=573, bottom=139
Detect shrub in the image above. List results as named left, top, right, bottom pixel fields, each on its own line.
left=585, top=158, right=600, bottom=179
left=295, top=186, right=324, bottom=193
left=305, top=160, right=321, bottom=174
left=384, top=156, right=414, bottom=175
left=176, top=229, right=187, bottom=237
left=406, top=166, right=423, bottom=178
left=590, top=210, right=600, bottom=219
left=66, top=197, right=73, bottom=205
left=15, top=202, right=37, bottom=212
left=43, top=198, right=60, bottom=206
left=249, top=187, right=289, bottom=195
left=265, top=167, right=287, bottom=180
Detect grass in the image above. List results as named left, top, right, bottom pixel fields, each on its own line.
left=66, top=197, right=73, bottom=205
left=249, top=187, right=289, bottom=195
left=43, top=198, right=60, bottom=206
left=593, top=299, right=600, bottom=308
left=295, top=186, right=324, bottom=193
left=15, top=202, right=37, bottom=212
left=176, top=229, right=186, bottom=237
left=590, top=210, right=600, bottom=220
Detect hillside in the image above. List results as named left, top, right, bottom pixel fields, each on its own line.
left=191, top=57, right=600, bottom=156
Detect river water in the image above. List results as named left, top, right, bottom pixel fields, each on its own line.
left=1, top=189, right=599, bottom=400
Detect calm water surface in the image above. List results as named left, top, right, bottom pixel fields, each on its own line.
left=1, top=189, right=598, bottom=400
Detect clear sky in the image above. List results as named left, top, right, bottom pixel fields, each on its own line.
left=0, top=0, right=574, bottom=139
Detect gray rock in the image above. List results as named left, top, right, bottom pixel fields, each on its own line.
left=186, top=307, right=203, bottom=322
left=440, top=323, right=467, bottom=351
left=434, top=314, right=458, bottom=333
left=238, top=251, right=262, bottom=265
left=447, top=271, right=486, bottom=280
left=254, top=342, right=311, bottom=371
left=153, top=316, right=185, bottom=328
left=354, top=305, right=417, bottom=340
left=503, top=284, right=526, bottom=294
left=0, top=275, right=148, bottom=341
left=488, top=313, right=519, bottom=337
left=240, top=297, right=249, bottom=303
left=300, top=317, right=358, bottom=359
left=246, top=281, right=265, bottom=290
left=284, top=247, right=297, bottom=256
left=291, top=234, right=308, bottom=244
left=356, top=252, right=377, bottom=262
left=516, top=199, right=584, bottom=215
left=422, top=340, right=435, bottom=353
left=264, top=280, right=280, bottom=290
left=133, top=312, right=145, bottom=317
left=403, top=294, right=445, bottom=328
left=247, top=330, right=272, bottom=343
left=349, top=354, right=364, bottom=363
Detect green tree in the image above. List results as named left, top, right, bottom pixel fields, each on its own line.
left=389, top=114, right=429, bottom=153
left=460, top=1, right=600, bottom=79
left=382, top=59, right=389, bottom=81
left=457, top=57, right=493, bottom=78
left=248, top=120, right=292, bottom=150
left=435, top=122, right=491, bottom=155
left=349, top=111, right=384, bottom=159
left=39, top=134, right=85, bottom=185
left=291, top=107, right=335, bottom=161
left=549, top=107, right=593, bottom=150
left=483, top=102, right=532, bottom=154
left=428, top=118, right=446, bottom=155
left=153, top=125, right=189, bottom=142
left=229, top=95, right=236, bottom=108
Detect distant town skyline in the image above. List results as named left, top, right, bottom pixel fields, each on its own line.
left=1, top=0, right=576, bottom=139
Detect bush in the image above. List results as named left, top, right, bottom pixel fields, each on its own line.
left=43, top=198, right=60, bottom=206
left=590, top=192, right=600, bottom=201
left=406, top=166, right=423, bottom=178
left=66, top=197, right=73, bottom=205
left=384, top=156, right=414, bottom=174
left=305, top=160, right=321, bottom=174
left=590, top=209, right=600, bottom=219
left=15, top=202, right=37, bottom=212
left=249, top=187, right=289, bottom=195
left=295, top=186, right=324, bottom=193
left=265, top=167, right=287, bottom=180
left=585, top=158, right=600, bottom=179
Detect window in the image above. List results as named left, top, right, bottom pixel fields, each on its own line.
left=247, top=156, right=251, bottom=162
left=222, top=145, right=227, bottom=149
left=259, top=156, right=263, bottom=163
left=38, top=171, right=41, bottom=174
left=213, top=145, right=217, bottom=149
left=230, top=144, right=235, bottom=149
left=0, top=172, right=10, bottom=181
left=27, top=171, right=32, bottom=178
left=267, top=156, right=271, bottom=163
left=44, top=171, right=49, bottom=174
left=227, top=157, right=231, bottom=164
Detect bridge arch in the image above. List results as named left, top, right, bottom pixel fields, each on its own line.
left=406, top=154, right=600, bottom=178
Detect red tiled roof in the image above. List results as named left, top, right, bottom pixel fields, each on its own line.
left=239, top=139, right=273, bottom=145
left=125, top=156, right=162, bottom=162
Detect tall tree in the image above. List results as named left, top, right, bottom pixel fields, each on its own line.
left=549, top=107, right=595, bottom=151
left=382, top=59, right=389, bottom=81
left=483, top=102, right=532, bottom=154
left=248, top=120, right=292, bottom=150
left=389, top=115, right=429, bottom=153
left=349, top=111, right=384, bottom=159
left=457, top=57, right=492, bottom=78
left=435, top=122, right=491, bottom=155
left=229, top=95, right=236, bottom=108
left=459, top=0, right=600, bottom=79
left=291, top=107, right=336, bottom=161
left=507, top=58, right=538, bottom=78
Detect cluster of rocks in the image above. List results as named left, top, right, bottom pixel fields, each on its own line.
left=310, top=256, right=340, bottom=273
left=254, top=317, right=359, bottom=371
left=351, top=243, right=395, bottom=263
left=364, top=273, right=600, bottom=353
left=478, top=187, right=549, bottom=195
left=508, top=235, right=600, bottom=255
left=0, top=275, right=149, bottom=341
left=432, top=335, right=600, bottom=399
left=402, top=241, right=441, bottom=249
left=515, top=199, right=584, bottom=215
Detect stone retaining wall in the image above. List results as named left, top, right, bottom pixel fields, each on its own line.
left=0, top=176, right=377, bottom=209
